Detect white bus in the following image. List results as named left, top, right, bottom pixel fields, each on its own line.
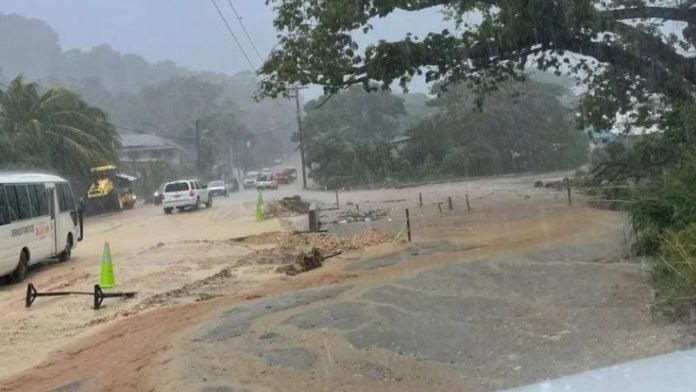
left=0, top=173, right=83, bottom=283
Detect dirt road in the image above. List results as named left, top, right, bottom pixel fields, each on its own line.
left=0, top=173, right=686, bottom=391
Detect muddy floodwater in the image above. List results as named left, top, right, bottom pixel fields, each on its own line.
left=0, top=173, right=686, bottom=392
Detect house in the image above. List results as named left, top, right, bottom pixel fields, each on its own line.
left=118, top=132, right=184, bottom=169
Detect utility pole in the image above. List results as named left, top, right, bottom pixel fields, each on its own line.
left=288, top=86, right=308, bottom=190
left=195, top=119, right=201, bottom=170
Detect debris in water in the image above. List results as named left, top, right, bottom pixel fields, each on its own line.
left=337, top=208, right=387, bottom=223
left=275, top=247, right=343, bottom=276
left=264, top=195, right=310, bottom=217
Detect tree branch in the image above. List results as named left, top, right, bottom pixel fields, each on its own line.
left=609, top=7, right=696, bottom=22
left=682, top=0, right=696, bottom=9
left=392, top=0, right=451, bottom=12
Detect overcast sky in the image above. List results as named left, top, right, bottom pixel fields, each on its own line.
left=0, top=0, right=451, bottom=96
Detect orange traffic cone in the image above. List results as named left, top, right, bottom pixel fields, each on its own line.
left=100, top=241, right=115, bottom=289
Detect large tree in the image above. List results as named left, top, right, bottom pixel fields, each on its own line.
left=260, top=0, right=696, bottom=131
left=403, top=80, right=587, bottom=176
left=0, top=77, right=119, bottom=178
left=302, top=86, right=406, bottom=186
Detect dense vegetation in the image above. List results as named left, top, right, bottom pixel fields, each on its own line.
left=0, top=13, right=296, bottom=184
left=0, top=77, right=119, bottom=182
left=303, top=79, right=586, bottom=188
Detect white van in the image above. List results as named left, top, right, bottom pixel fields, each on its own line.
left=0, top=173, right=83, bottom=283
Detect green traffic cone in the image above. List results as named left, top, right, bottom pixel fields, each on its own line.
left=255, top=191, right=265, bottom=222
left=100, top=241, right=115, bottom=289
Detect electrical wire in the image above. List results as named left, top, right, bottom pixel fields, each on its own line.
left=210, top=0, right=257, bottom=71
left=225, top=0, right=264, bottom=62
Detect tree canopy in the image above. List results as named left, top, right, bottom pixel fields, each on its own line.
left=302, top=86, right=406, bottom=186
left=403, top=80, right=587, bottom=177
left=261, top=0, right=696, bottom=131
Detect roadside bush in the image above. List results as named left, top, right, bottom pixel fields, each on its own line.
left=653, top=225, right=696, bottom=320
left=629, top=150, right=696, bottom=254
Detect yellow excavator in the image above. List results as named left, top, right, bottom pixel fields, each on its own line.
left=86, top=165, right=137, bottom=214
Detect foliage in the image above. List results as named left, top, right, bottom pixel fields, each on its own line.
left=0, top=76, right=119, bottom=179
left=261, top=0, right=696, bottom=134
left=302, top=86, right=406, bottom=187
left=629, top=148, right=696, bottom=254
left=402, top=80, right=588, bottom=177
left=652, top=224, right=696, bottom=320
left=0, top=13, right=297, bottom=172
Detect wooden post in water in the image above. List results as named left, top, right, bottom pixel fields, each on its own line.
left=448, top=197, right=453, bottom=210
left=405, top=208, right=412, bottom=242
left=335, top=190, right=339, bottom=209
left=465, top=193, right=471, bottom=212
left=566, top=179, right=572, bottom=206
left=419, top=192, right=423, bottom=208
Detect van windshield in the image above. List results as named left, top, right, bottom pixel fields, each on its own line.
left=164, top=182, right=189, bottom=192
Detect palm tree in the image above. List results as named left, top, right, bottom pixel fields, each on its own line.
left=0, top=76, right=119, bottom=177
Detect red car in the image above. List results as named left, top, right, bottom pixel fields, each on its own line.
left=273, top=171, right=291, bottom=184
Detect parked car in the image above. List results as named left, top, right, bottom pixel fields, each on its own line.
left=161, top=179, right=212, bottom=214
left=243, top=171, right=258, bottom=189
left=207, top=180, right=228, bottom=197
left=152, top=183, right=165, bottom=205
left=256, top=173, right=278, bottom=190
left=273, top=171, right=291, bottom=185
left=282, top=167, right=298, bottom=182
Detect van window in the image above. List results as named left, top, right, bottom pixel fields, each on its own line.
left=8, top=185, right=32, bottom=220
left=165, top=182, right=189, bottom=192
left=29, top=184, right=49, bottom=217
left=0, top=185, right=10, bottom=225
left=56, top=183, right=75, bottom=212
left=5, top=185, right=19, bottom=221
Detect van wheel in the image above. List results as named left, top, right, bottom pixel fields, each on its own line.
left=59, top=235, right=73, bottom=262
left=10, top=251, right=28, bottom=284
left=164, top=207, right=173, bottom=214
left=205, top=196, right=213, bottom=208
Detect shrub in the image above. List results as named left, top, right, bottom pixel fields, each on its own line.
left=653, top=224, right=696, bottom=320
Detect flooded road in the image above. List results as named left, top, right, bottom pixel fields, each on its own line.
left=0, top=173, right=685, bottom=391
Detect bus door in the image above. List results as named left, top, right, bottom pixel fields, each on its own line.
left=47, top=187, right=58, bottom=255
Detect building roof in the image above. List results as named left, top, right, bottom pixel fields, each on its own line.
left=585, top=127, right=618, bottom=142
left=0, top=173, right=68, bottom=183
left=119, top=132, right=183, bottom=151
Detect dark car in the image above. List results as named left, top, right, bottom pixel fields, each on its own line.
left=282, top=167, right=297, bottom=182
left=273, top=171, right=291, bottom=185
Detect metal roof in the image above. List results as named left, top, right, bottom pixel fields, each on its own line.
left=0, top=173, right=68, bottom=183
left=119, top=132, right=183, bottom=150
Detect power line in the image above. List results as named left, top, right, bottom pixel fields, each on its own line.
left=210, top=0, right=256, bottom=71
left=225, top=0, right=264, bottom=62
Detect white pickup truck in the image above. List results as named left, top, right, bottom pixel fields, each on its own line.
left=161, top=179, right=212, bottom=214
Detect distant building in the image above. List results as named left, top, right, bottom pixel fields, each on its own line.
left=586, top=127, right=618, bottom=150
left=118, top=132, right=184, bottom=170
